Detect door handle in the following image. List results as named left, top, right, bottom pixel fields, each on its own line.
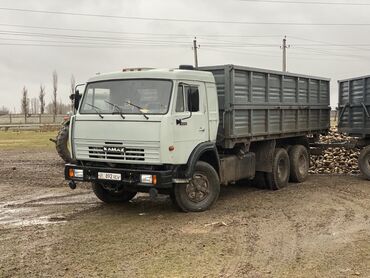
left=199, top=127, right=205, bottom=132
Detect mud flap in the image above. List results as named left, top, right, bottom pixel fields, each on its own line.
left=250, top=140, right=276, bottom=173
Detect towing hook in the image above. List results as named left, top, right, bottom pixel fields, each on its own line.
left=68, top=180, right=77, bottom=190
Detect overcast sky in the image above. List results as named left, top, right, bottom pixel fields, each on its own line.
left=1, top=0, right=370, bottom=111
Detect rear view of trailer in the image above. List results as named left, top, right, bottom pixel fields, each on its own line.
left=200, top=65, right=331, bottom=149
left=338, top=76, right=370, bottom=137
left=338, top=75, right=370, bottom=179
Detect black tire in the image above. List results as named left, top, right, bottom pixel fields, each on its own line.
left=265, top=148, right=290, bottom=190
left=173, top=161, right=220, bottom=212
left=289, top=145, right=309, bottom=183
left=56, top=125, right=73, bottom=163
left=358, top=145, right=370, bottom=180
left=92, top=182, right=137, bottom=203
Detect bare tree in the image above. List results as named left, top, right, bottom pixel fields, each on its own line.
left=39, top=84, right=46, bottom=114
left=21, top=86, right=29, bottom=123
left=30, top=98, right=39, bottom=115
left=0, top=105, right=9, bottom=115
left=52, top=70, right=58, bottom=122
left=46, top=100, right=70, bottom=115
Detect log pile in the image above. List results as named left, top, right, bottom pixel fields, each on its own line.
left=309, top=129, right=360, bottom=175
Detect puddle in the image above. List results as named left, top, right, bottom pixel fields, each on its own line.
left=0, top=192, right=98, bottom=228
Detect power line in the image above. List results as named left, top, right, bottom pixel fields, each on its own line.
left=290, top=35, right=370, bottom=52
left=0, top=30, right=191, bottom=44
left=1, top=7, right=370, bottom=26
left=0, top=23, right=282, bottom=38
left=0, top=42, right=190, bottom=48
left=1, top=27, right=370, bottom=62
left=0, top=29, right=284, bottom=47
left=239, top=0, right=370, bottom=6
left=2, top=29, right=370, bottom=52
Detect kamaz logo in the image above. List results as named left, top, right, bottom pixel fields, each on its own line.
left=103, top=146, right=125, bottom=153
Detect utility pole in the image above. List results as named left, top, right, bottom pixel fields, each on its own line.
left=193, top=37, right=199, bottom=68
left=281, top=36, right=290, bottom=72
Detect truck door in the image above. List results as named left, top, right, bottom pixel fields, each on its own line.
left=172, top=82, right=209, bottom=164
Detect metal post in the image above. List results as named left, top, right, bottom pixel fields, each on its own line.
left=193, top=37, right=199, bottom=68
left=281, top=36, right=290, bottom=72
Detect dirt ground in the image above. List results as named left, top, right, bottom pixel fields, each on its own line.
left=0, top=148, right=370, bottom=278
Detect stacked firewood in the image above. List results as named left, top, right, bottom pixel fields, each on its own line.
left=309, top=129, right=360, bottom=175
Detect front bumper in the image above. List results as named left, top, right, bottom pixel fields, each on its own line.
left=65, top=163, right=173, bottom=190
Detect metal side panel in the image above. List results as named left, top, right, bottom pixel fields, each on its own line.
left=199, top=65, right=330, bottom=148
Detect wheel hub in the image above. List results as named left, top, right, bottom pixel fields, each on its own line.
left=185, top=174, right=210, bottom=203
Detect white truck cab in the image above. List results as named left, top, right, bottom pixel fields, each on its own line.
left=66, top=67, right=222, bottom=212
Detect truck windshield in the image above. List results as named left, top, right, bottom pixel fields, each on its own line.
left=80, top=79, right=173, bottom=115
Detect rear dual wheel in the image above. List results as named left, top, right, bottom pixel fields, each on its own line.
left=289, top=145, right=309, bottom=183
left=265, top=145, right=309, bottom=190
left=265, top=148, right=290, bottom=190
left=358, top=145, right=370, bottom=180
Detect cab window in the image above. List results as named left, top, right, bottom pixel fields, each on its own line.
left=175, top=84, right=199, bottom=113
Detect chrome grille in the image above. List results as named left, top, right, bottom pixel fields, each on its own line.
left=88, top=145, right=145, bottom=161
left=75, top=139, right=160, bottom=164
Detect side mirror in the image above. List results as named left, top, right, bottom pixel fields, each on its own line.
left=73, top=83, right=86, bottom=112
left=74, top=90, right=81, bottom=111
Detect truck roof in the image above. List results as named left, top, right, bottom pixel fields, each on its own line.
left=87, top=68, right=215, bottom=83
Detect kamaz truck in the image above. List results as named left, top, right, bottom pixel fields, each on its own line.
left=65, top=65, right=330, bottom=212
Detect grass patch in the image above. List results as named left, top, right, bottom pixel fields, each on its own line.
left=0, top=130, right=58, bottom=150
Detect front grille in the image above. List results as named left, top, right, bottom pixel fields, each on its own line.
left=75, top=139, right=160, bottom=164
left=88, top=146, right=145, bottom=161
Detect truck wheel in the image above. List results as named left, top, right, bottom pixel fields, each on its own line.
left=173, top=161, right=220, bottom=212
left=358, top=146, right=370, bottom=180
left=289, top=145, right=309, bottom=183
left=92, top=182, right=137, bottom=203
left=265, top=148, right=290, bottom=190
left=56, top=125, right=73, bottom=163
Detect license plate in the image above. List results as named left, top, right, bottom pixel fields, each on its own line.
left=98, top=172, right=121, bottom=181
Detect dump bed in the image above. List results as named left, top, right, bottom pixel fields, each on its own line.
left=200, top=65, right=331, bottom=149
left=338, top=75, right=370, bottom=138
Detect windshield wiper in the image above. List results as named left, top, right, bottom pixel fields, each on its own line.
left=85, top=103, right=104, bottom=119
left=104, top=100, right=125, bottom=119
left=123, top=100, right=149, bottom=120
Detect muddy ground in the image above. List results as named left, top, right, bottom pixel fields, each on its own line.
left=0, top=149, right=369, bottom=278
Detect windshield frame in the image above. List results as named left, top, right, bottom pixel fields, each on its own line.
left=79, top=78, right=174, bottom=116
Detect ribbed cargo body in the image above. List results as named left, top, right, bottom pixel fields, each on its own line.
left=338, top=76, right=370, bottom=138
left=200, top=65, right=331, bottom=149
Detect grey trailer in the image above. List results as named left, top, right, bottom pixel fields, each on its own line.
left=338, top=75, right=370, bottom=179
left=200, top=65, right=331, bottom=149
left=338, top=75, right=370, bottom=137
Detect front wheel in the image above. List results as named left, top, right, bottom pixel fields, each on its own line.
left=172, top=161, right=220, bottom=212
left=92, top=182, right=137, bottom=203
